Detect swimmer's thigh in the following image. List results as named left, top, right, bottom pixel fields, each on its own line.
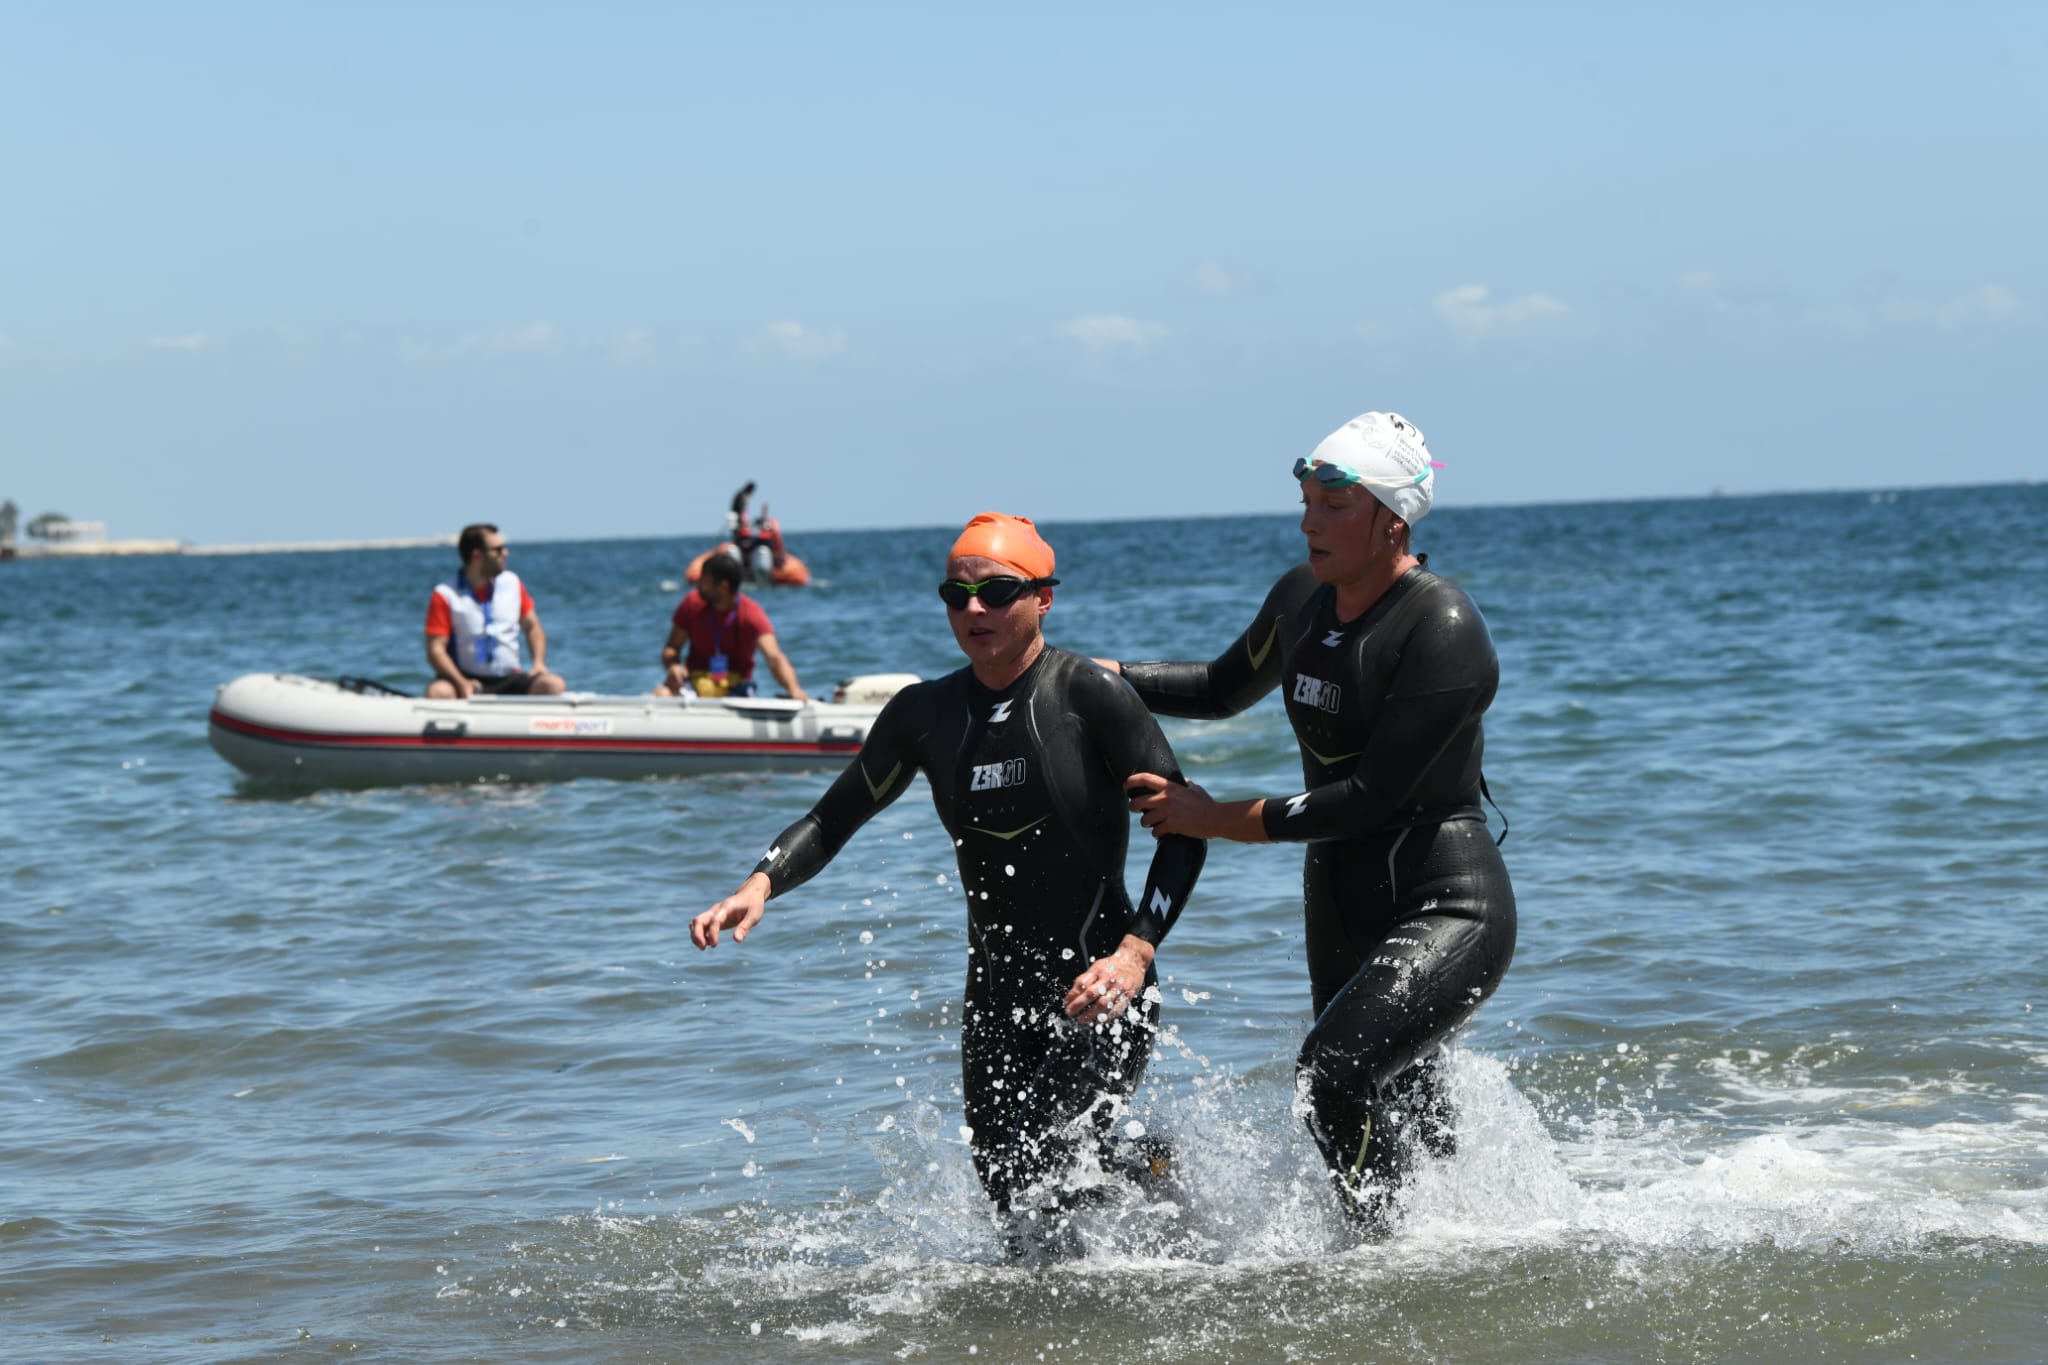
left=1300, top=822, right=1516, bottom=1090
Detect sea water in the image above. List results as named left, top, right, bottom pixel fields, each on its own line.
left=2, top=485, right=2043, bottom=1362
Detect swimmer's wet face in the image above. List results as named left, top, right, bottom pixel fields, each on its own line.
left=1300, top=474, right=1400, bottom=587
left=945, top=554, right=1051, bottom=668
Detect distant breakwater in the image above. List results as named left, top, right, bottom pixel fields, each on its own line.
left=2, top=533, right=457, bottom=560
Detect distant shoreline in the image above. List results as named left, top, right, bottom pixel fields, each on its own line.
left=1, top=534, right=457, bottom=561
left=2, top=477, right=2038, bottom=561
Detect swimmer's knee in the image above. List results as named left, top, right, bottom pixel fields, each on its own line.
left=1296, top=1030, right=1382, bottom=1100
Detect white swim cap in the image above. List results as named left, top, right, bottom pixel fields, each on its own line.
left=1303, top=411, right=1436, bottom=524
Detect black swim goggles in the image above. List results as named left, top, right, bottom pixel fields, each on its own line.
left=937, top=575, right=1059, bottom=610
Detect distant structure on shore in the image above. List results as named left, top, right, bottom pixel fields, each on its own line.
left=2, top=513, right=182, bottom=559
left=0, top=504, right=456, bottom=562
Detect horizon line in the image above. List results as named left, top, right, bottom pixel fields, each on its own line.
left=2, top=477, right=2035, bottom=558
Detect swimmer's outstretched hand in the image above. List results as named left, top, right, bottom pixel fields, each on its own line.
left=1064, top=934, right=1155, bottom=1025
left=1128, top=772, right=1269, bottom=844
left=692, top=873, right=770, bottom=950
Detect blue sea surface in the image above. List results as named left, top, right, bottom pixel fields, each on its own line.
left=2, top=485, right=2044, bottom=1362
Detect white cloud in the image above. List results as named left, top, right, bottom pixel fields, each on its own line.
left=1058, top=314, right=1167, bottom=351
left=1191, top=260, right=1265, bottom=298
left=396, top=321, right=563, bottom=365
left=1432, top=286, right=1569, bottom=341
left=1675, top=269, right=1786, bottom=325
left=1936, top=284, right=2021, bottom=331
left=390, top=321, right=681, bottom=368
left=603, top=327, right=664, bottom=366
left=147, top=332, right=208, bottom=350
left=751, top=320, right=846, bottom=360
left=1676, top=269, right=1727, bottom=306
left=491, top=321, right=559, bottom=352
left=1677, top=271, right=2025, bottom=336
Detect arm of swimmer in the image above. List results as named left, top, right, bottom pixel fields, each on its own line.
left=1081, top=667, right=1210, bottom=943
left=1257, top=685, right=1480, bottom=841
left=1129, top=775, right=1268, bottom=843
left=691, top=694, right=921, bottom=950
left=1062, top=667, right=1208, bottom=1022
left=1116, top=564, right=1310, bottom=719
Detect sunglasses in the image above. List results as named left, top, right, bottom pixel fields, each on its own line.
left=1292, top=456, right=1435, bottom=491
left=937, top=575, right=1059, bottom=610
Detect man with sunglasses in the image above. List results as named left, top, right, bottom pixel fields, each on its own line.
left=425, top=523, right=568, bottom=698
left=1107, top=411, right=1517, bottom=1234
left=692, top=512, right=1207, bottom=1242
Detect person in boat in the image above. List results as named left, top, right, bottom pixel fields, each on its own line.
left=424, top=523, right=567, bottom=698
left=724, top=481, right=791, bottom=582
left=654, top=551, right=807, bottom=700
left=691, top=513, right=1207, bottom=1239
left=1107, top=411, right=1516, bottom=1234
left=727, top=482, right=757, bottom=542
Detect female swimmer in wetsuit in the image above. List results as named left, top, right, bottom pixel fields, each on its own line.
left=693, top=514, right=1206, bottom=1222
left=1111, top=411, right=1516, bottom=1230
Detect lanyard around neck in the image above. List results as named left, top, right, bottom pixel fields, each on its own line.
left=709, top=603, right=738, bottom=655
left=461, top=576, right=501, bottom=667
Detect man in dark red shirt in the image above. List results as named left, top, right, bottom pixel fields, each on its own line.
left=654, top=553, right=807, bottom=700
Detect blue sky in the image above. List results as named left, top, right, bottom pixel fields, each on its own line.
left=3, top=2, right=2041, bottom=543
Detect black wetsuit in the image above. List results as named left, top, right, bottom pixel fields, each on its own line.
left=753, top=645, right=1206, bottom=1209
left=1121, top=562, right=1515, bottom=1218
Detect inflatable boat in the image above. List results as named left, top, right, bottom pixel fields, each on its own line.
left=686, top=510, right=810, bottom=587
left=208, top=672, right=914, bottom=787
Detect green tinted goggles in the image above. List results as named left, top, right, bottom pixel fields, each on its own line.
left=938, top=576, right=1059, bottom=610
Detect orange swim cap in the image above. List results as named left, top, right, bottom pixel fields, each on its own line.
left=947, top=512, right=1056, bottom=580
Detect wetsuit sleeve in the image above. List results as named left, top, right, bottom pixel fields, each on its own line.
left=1262, top=594, right=1498, bottom=842
left=750, top=693, right=922, bottom=897
left=1074, top=668, right=1208, bottom=946
left=1118, top=564, right=1312, bottom=719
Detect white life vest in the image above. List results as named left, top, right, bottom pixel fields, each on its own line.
left=436, top=569, right=526, bottom=677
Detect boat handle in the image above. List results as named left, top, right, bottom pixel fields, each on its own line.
left=423, top=718, right=468, bottom=738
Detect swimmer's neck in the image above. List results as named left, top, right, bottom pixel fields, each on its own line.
left=969, top=634, right=1047, bottom=692
left=1332, top=553, right=1421, bottom=622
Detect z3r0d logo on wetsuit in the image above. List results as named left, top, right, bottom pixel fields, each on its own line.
left=970, top=758, right=1029, bottom=791
left=1290, top=673, right=1342, bottom=714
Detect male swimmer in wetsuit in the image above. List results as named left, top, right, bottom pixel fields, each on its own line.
left=693, top=512, right=1206, bottom=1234
left=1106, top=411, right=1516, bottom=1232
